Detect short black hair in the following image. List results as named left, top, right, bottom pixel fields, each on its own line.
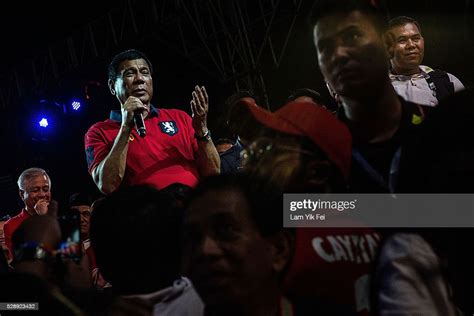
left=388, top=16, right=422, bottom=33
left=108, top=49, right=153, bottom=81
left=160, top=182, right=193, bottom=208
left=90, top=185, right=183, bottom=295
left=224, top=90, right=260, bottom=109
left=68, top=192, right=92, bottom=208
left=309, top=0, right=388, bottom=34
left=187, top=173, right=284, bottom=236
left=224, top=90, right=264, bottom=140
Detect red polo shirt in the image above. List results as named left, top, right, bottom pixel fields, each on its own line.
left=3, top=209, right=31, bottom=260
left=85, top=107, right=199, bottom=190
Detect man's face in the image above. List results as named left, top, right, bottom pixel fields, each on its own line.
left=181, top=188, right=276, bottom=308
left=242, top=137, right=334, bottom=193
left=19, top=175, right=51, bottom=215
left=388, top=23, right=424, bottom=74
left=314, top=11, right=389, bottom=99
left=111, top=58, right=153, bottom=110
left=70, top=205, right=91, bottom=237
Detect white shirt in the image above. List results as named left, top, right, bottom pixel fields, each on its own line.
left=122, top=277, right=204, bottom=316
left=376, top=233, right=457, bottom=316
left=390, top=65, right=464, bottom=107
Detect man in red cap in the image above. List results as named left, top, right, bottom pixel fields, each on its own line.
left=239, top=99, right=351, bottom=192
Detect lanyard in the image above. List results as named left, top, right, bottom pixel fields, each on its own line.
left=423, top=72, right=438, bottom=98
left=352, top=146, right=402, bottom=193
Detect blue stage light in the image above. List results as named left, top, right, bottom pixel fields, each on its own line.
left=71, top=101, right=81, bottom=111
left=39, top=118, right=49, bottom=128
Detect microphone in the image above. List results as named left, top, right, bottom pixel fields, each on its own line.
left=134, top=113, right=146, bottom=137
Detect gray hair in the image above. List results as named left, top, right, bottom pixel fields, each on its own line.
left=17, top=168, right=51, bottom=190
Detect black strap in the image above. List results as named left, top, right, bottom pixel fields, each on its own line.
left=424, top=70, right=455, bottom=101
left=424, top=72, right=438, bottom=98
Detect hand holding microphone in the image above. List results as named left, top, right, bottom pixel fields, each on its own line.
left=122, top=96, right=147, bottom=138
left=134, top=112, right=146, bottom=137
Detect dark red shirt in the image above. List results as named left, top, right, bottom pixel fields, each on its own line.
left=284, top=223, right=380, bottom=315
left=3, top=209, right=31, bottom=260
left=85, top=107, right=200, bottom=190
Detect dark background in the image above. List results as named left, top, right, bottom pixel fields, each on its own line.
left=0, top=0, right=473, bottom=217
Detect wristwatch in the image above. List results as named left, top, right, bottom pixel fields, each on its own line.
left=195, top=129, right=212, bottom=142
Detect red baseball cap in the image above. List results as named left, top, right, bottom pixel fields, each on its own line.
left=239, top=100, right=352, bottom=179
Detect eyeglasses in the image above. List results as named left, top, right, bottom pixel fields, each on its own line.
left=241, top=137, right=325, bottom=167
left=241, top=139, right=273, bottom=162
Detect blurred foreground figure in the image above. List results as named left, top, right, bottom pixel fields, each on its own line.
left=90, top=185, right=204, bottom=315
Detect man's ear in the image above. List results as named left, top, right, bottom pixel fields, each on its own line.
left=18, top=189, right=25, bottom=202
left=268, top=230, right=294, bottom=274
left=108, top=79, right=116, bottom=95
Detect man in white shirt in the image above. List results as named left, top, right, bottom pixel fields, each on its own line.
left=387, top=16, right=464, bottom=106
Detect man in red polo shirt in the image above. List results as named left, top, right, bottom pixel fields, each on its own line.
left=3, top=167, right=52, bottom=260
left=84, top=49, right=220, bottom=194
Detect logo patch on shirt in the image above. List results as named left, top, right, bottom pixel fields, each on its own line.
left=411, top=114, right=423, bottom=125
left=159, top=121, right=178, bottom=136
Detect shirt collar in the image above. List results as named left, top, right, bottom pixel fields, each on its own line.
left=109, top=105, right=159, bottom=122
left=389, top=66, right=427, bottom=82
left=22, top=208, right=34, bottom=217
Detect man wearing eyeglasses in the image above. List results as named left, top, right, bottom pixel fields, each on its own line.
left=3, top=167, right=52, bottom=260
